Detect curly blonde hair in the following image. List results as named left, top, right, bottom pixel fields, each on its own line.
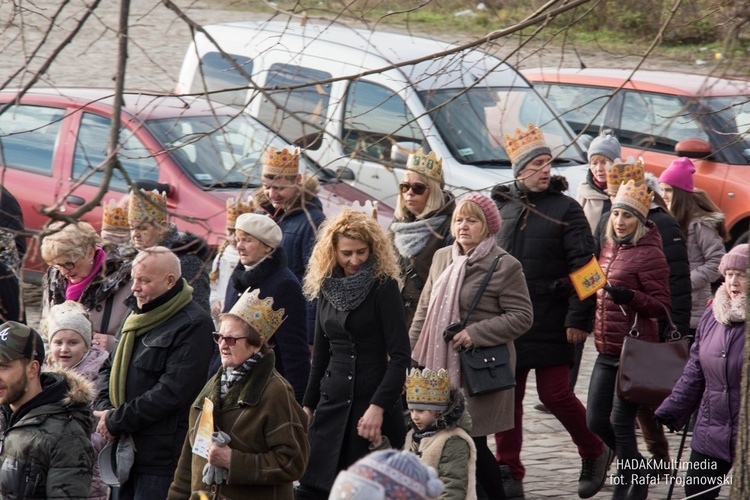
left=303, top=210, right=402, bottom=299
left=41, top=221, right=101, bottom=264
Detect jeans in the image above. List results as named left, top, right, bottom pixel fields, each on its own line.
left=117, top=473, right=173, bottom=500
left=494, top=363, right=604, bottom=480
left=684, top=450, right=733, bottom=500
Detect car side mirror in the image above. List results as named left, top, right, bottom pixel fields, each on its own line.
left=336, top=166, right=356, bottom=181
left=390, top=141, right=422, bottom=166
left=675, top=138, right=711, bottom=160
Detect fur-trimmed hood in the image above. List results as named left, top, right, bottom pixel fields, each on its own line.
left=42, top=367, right=96, bottom=408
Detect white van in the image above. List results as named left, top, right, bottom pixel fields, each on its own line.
left=176, top=21, right=589, bottom=205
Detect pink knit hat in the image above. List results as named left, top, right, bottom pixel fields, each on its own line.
left=659, top=157, right=695, bottom=193
left=719, top=244, right=748, bottom=275
left=460, top=194, right=502, bottom=235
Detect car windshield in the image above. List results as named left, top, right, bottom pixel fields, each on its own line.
left=701, top=95, right=750, bottom=162
left=418, top=87, right=584, bottom=167
left=145, top=113, right=317, bottom=188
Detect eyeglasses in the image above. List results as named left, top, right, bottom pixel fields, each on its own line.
left=52, top=260, right=77, bottom=271
left=212, top=332, right=249, bottom=346
left=399, top=182, right=428, bottom=195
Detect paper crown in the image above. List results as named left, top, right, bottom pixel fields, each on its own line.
left=226, top=197, right=255, bottom=230
left=503, top=124, right=550, bottom=171
left=128, top=189, right=167, bottom=226
left=606, top=157, right=645, bottom=197
left=406, top=149, right=443, bottom=185
left=227, top=288, right=286, bottom=342
left=262, top=147, right=300, bottom=177
left=405, top=368, right=451, bottom=411
left=613, top=179, right=653, bottom=221
left=102, top=199, right=129, bottom=233
left=349, top=200, right=378, bottom=219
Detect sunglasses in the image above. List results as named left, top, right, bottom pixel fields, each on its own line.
left=399, top=182, right=428, bottom=195
left=212, top=332, right=249, bottom=346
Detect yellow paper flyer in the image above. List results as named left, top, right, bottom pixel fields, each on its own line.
left=191, top=398, right=214, bottom=459
left=569, top=256, right=606, bottom=300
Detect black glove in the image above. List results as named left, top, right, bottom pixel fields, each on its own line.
left=653, top=414, right=678, bottom=433
left=603, top=285, right=634, bottom=305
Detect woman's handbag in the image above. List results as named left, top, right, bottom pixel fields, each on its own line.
left=616, top=306, right=690, bottom=406
left=443, top=254, right=515, bottom=397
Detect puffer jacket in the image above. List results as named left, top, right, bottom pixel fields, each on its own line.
left=594, top=222, right=671, bottom=356
left=687, top=213, right=726, bottom=329
left=576, top=170, right=611, bottom=233
left=0, top=369, right=94, bottom=499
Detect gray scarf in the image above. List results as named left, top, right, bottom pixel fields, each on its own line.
left=390, top=216, right=448, bottom=258
left=320, top=258, right=376, bottom=311
left=220, top=351, right=263, bottom=395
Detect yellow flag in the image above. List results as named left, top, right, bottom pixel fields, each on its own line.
left=569, top=256, right=606, bottom=300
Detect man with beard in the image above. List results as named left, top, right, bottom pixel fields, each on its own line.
left=0, top=321, right=94, bottom=498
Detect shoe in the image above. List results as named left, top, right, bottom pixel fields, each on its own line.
left=649, top=455, right=671, bottom=476
left=534, top=402, right=551, bottom=413
left=499, top=464, right=525, bottom=500
left=578, top=445, right=613, bottom=498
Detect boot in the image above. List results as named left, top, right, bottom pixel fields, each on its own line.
left=627, top=468, right=649, bottom=500
left=611, top=471, right=629, bottom=500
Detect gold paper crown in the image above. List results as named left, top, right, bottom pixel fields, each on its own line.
left=613, top=179, right=653, bottom=220
left=262, top=147, right=300, bottom=177
left=406, top=148, right=443, bottom=185
left=102, top=198, right=129, bottom=232
left=227, top=288, right=286, bottom=342
left=503, top=124, right=548, bottom=165
left=226, top=196, right=255, bottom=230
left=128, top=189, right=167, bottom=226
left=606, top=157, right=645, bottom=197
left=405, top=368, right=451, bottom=410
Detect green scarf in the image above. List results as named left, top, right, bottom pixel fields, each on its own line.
left=109, top=279, right=194, bottom=408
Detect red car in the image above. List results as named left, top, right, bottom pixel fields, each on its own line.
left=0, top=88, right=392, bottom=278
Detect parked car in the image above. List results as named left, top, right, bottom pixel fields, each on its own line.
left=0, top=88, right=392, bottom=279
left=175, top=21, right=591, bottom=205
left=523, top=67, right=750, bottom=244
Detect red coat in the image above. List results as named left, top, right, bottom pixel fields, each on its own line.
left=594, top=222, right=671, bottom=356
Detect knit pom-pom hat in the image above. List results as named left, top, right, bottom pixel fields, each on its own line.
left=719, top=244, right=748, bottom=276
left=659, top=157, right=696, bottom=193
left=459, top=194, right=502, bottom=235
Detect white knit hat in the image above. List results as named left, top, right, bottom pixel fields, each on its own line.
left=42, top=301, right=93, bottom=349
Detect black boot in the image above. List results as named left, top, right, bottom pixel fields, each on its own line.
left=627, top=468, right=649, bottom=500
left=611, top=471, right=629, bottom=500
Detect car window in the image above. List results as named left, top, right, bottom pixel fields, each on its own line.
left=73, top=113, right=159, bottom=192
left=537, top=83, right=609, bottom=136
left=619, top=91, right=709, bottom=152
left=190, top=52, right=253, bottom=107
left=257, top=64, right=331, bottom=150
left=343, top=80, right=425, bottom=161
left=0, top=104, right=64, bottom=175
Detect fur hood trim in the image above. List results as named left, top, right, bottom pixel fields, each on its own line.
left=695, top=211, right=726, bottom=228
left=42, top=367, right=96, bottom=407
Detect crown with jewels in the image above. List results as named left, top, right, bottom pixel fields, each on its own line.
left=227, top=288, right=286, bottom=342
left=406, top=148, right=443, bottom=185
left=102, top=198, right=129, bottom=233
left=613, top=179, right=653, bottom=221
left=128, top=189, right=167, bottom=226
left=405, top=368, right=451, bottom=411
left=349, top=200, right=378, bottom=219
left=503, top=124, right=549, bottom=166
left=606, top=157, right=645, bottom=196
left=262, top=147, right=300, bottom=177
left=226, top=196, right=255, bottom=230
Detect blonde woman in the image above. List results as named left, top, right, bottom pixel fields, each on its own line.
left=296, top=210, right=411, bottom=499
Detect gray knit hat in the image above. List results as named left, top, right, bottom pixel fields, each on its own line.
left=43, top=301, right=93, bottom=349
left=588, top=133, right=621, bottom=162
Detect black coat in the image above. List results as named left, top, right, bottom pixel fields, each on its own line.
left=594, top=206, right=692, bottom=338
left=160, top=228, right=211, bottom=313
left=0, top=186, right=25, bottom=259
left=491, top=177, right=595, bottom=368
left=301, top=277, right=411, bottom=492
left=94, top=282, right=214, bottom=476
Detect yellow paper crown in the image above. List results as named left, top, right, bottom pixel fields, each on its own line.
left=128, top=189, right=167, bottom=226
left=226, top=197, right=255, bottom=230
left=503, top=124, right=548, bottom=165
left=406, top=148, right=443, bottom=185
left=262, top=147, right=300, bottom=177
left=405, top=368, right=451, bottom=410
left=606, top=157, right=645, bottom=196
left=102, top=198, right=129, bottom=232
left=613, top=179, right=653, bottom=221
left=227, top=288, right=286, bottom=342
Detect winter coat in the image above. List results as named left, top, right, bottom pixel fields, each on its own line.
left=595, top=206, right=692, bottom=338
left=160, top=227, right=212, bottom=313
left=220, top=247, right=310, bottom=402
left=409, top=244, right=534, bottom=436
left=209, top=244, right=239, bottom=320
left=390, top=192, right=455, bottom=328
left=0, top=185, right=26, bottom=259
left=655, top=295, right=745, bottom=463
left=576, top=170, right=611, bottom=233
left=168, top=351, right=310, bottom=500
left=94, top=283, right=214, bottom=477
left=301, top=277, right=411, bottom=492
left=0, top=262, right=21, bottom=322
left=0, top=369, right=94, bottom=499
left=491, top=177, right=594, bottom=368
left=687, top=213, right=726, bottom=329
left=594, top=223, right=671, bottom=357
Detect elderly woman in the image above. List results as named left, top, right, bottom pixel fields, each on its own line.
left=390, top=149, right=455, bottom=328
left=656, top=244, right=748, bottom=500
left=41, top=221, right=132, bottom=351
left=410, top=194, right=533, bottom=499
left=296, top=210, right=411, bottom=499
left=168, top=288, right=310, bottom=500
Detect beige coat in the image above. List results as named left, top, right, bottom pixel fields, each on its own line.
left=409, top=244, right=533, bottom=436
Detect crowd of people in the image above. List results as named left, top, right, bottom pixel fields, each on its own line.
left=0, top=128, right=745, bottom=500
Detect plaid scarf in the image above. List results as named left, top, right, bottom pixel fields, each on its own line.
left=220, top=351, right=264, bottom=395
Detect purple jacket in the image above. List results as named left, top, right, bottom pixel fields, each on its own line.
left=655, top=304, right=745, bottom=463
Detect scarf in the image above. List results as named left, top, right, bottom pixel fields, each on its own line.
left=65, top=247, right=106, bottom=301
left=109, top=279, right=194, bottom=407
left=320, top=258, right=376, bottom=312
left=412, top=236, right=496, bottom=388
left=390, top=216, right=448, bottom=258
left=220, top=351, right=264, bottom=395
left=712, top=285, right=746, bottom=325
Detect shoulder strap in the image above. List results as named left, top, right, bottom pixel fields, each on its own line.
left=460, top=254, right=501, bottom=330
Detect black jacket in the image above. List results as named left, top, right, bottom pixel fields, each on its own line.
left=491, top=177, right=595, bottom=368
left=0, top=186, right=25, bottom=259
left=160, top=228, right=211, bottom=313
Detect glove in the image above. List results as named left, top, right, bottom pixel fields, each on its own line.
left=653, top=414, right=678, bottom=433
left=603, top=285, right=634, bottom=305
left=201, top=431, right=232, bottom=485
